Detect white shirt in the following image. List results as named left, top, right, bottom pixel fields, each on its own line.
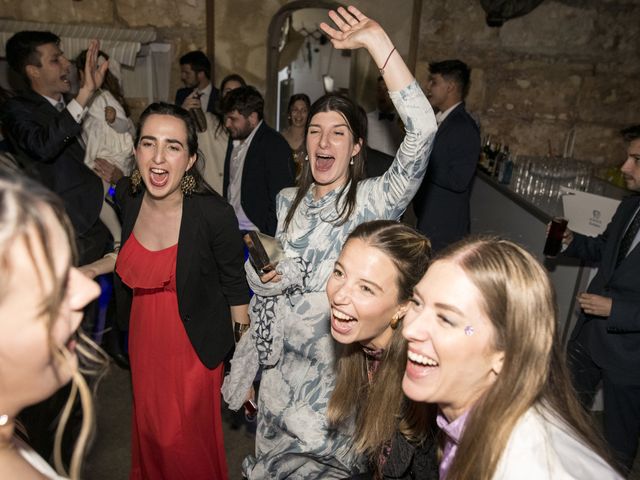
left=43, top=95, right=86, bottom=123
left=227, top=121, right=262, bottom=231
left=197, top=82, right=212, bottom=111
left=494, top=406, right=622, bottom=479
left=435, top=101, right=462, bottom=126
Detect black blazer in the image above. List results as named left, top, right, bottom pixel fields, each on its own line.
left=223, top=121, right=295, bottom=235
left=2, top=90, right=103, bottom=235
left=174, top=86, right=219, bottom=114
left=564, top=194, right=640, bottom=382
left=113, top=178, right=250, bottom=369
left=412, top=103, right=480, bottom=252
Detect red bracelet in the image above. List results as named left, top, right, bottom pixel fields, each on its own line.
left=379, top=47, right=396, bottom=76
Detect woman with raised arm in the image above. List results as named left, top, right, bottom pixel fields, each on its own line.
left=223, top=6, right=437, bottom=479
left=402, top=238, right=622, bottom=479
left=0, top=169, right=105, bottom=480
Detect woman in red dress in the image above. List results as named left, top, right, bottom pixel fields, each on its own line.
left=112, top=102, right=250, bottom=479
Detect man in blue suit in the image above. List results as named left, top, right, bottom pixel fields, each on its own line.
left=562, top=125, right=640, bottom=473
left=412, top=59, right=480, bottom=252
left=174, top=50, right=219, bottom=114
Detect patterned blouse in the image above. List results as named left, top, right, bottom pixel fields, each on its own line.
left=223, top=79, right=437, bottom=479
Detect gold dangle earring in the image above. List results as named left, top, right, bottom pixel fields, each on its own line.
left=130, top=168, right=142, bottom=193
left=180, top=171, right=196, bottom=196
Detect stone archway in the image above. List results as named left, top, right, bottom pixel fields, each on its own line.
left=264, top=0, right=346, bottom=125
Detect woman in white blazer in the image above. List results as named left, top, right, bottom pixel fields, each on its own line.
left=402, top=237, right=623, bottom=480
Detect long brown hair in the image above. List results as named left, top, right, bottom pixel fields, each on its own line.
left=283, top=93, right=367, bottom=231
left=328, top=220, right=432, bottom=461
left=0, top=168, right=108, bottom=479
left=437, top=237, right=618, bottom=479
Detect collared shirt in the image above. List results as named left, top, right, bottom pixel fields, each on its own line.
left=436, top=408, right=471, bottom=479
left=197, top=82, right=212, bottom=111
left=435, top=101, right=462, bottom=126
left=227, top=120, right=262, bottom=231
left=43, top=95, right=86, bottom=123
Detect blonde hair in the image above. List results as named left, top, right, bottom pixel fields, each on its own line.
left=328, top=220, right=433, bottom=465
left=0, top=169, right=108, bottom=479
left=437, top=237, right=616, bottom=479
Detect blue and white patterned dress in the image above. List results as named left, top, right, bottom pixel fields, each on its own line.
left=223, top=80, right=437, bottom=479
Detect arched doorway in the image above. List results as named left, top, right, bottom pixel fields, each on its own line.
left=264, top=0, right=346, bottom=126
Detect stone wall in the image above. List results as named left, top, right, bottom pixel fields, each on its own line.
left=416, top=0, right=640, bottom=165
left=3, top=0, right=638, bottom=164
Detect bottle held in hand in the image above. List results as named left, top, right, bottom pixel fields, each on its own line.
left=544, top=217, right=568, bottom=257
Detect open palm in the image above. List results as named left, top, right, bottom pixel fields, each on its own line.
left=319, top=6, right=383, bottom=50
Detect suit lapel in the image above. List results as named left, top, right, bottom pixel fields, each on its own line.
left=611, top=196, right=640, bottom=276
left=176, top=195, right=199, bottom=301
left=240, top=122, right=266, bottom=189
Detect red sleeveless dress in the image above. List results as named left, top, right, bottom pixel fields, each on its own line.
left=116, top=234, right=228, bottom=480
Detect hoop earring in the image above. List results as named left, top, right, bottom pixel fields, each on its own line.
left=180, top=172, right=196, bottom=196
left=130, top=168, right=142, bottom=193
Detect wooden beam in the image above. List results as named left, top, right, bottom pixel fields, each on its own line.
left=206, top=0, right=215, bottom=84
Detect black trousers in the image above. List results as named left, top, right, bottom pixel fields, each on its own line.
left=568, top=335, right=640, bottom=473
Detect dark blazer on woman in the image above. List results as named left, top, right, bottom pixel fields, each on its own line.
left=114, top=177, right=250, bottom=369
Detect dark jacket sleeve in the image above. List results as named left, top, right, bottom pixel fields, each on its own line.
left=264, top=131, right=295, bottom=235
left=205, top=199, right=250, bottom=306
left=426, top=113, right=480, bottom=193
left=3, top=97, right=83, bottom=163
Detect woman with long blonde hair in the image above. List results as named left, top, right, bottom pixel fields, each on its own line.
left=326, top=220, right=437, bottom=479
left=0, top=168, right=107, bottom=479
left=402, top=237, right=622, bottom=479
left=402, top=238, right=621, bottom=480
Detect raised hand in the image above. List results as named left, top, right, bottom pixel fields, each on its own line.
left=319, top=6, right=382, bottom=51
left=83, top=39, right=109, bottom=92
left=76, top=39, right=109, bottom=107
left=320, top=6, right=411, bottom=92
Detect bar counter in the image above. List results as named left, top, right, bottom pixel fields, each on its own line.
left=469, top=171, right=627, bottom=340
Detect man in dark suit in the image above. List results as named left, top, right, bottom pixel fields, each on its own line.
left=2, top=30, right=122, bottom=466
left=412, top=59, right=480, bottom=253
left=562, top=125, right=640, bottom=473
left=221, top=86, right=295, bottom=236
left=174, top=50, right=219, bottom=114
left=2, top=31, right=118, bottom=265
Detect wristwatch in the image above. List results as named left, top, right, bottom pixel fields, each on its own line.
left=234, top=322, right=250, bottom=342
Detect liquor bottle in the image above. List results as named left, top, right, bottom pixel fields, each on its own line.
left=479, top=136, right=492, bottom=172
left=498, top=146, right=513, bottom=184
left=488, top=142, right=501, bottom=176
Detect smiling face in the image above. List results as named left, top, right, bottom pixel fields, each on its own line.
left=307, top=110, right=362, bottom=198
left=326, top=238, right=405, bottom=350
left=289, top=99, right=309, bottom=128
left=402, top=260, right=504, bottom=421
left=27, top=43, right=72, bottom=100
left=620, top=138, right=640, bottom=192
left=0, top=207, right=100, bottom=413
left=135, top=113, right=196, bottom=202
